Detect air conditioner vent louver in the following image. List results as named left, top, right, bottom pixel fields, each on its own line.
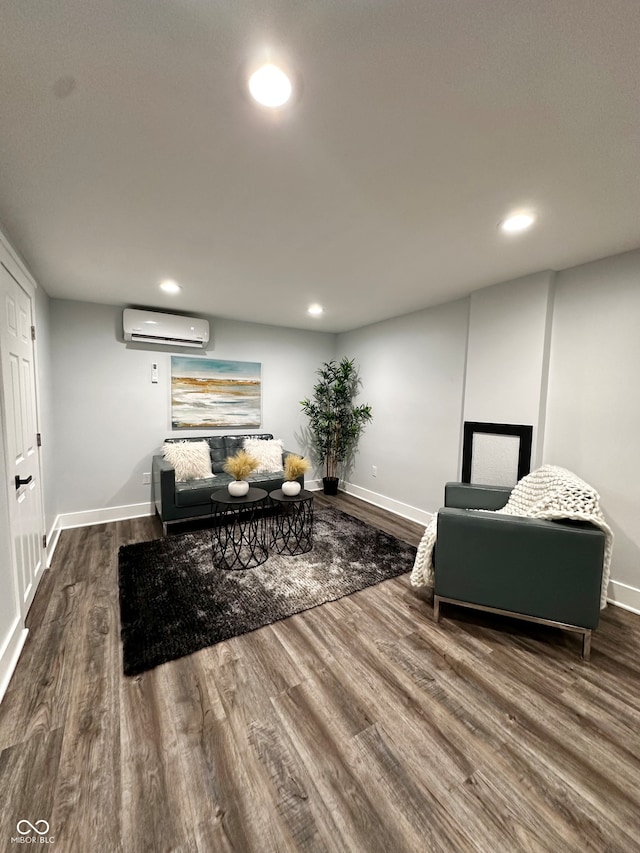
left=123, top=308, right=210, bottom=348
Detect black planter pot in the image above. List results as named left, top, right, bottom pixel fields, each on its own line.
left=322, top=477, right=339, bottom=496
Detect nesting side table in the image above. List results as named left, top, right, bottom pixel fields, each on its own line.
left=269, top=488, right=314, bottom=555
left=210, top=487, right=269, bottom=569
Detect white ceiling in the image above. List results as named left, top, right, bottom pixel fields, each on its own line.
left=1, top=1, right=639, bottom=333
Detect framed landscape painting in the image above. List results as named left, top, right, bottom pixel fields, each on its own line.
left=171, top=356, right=261, bottom=429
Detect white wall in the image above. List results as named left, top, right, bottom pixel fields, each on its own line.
left=336, top=298, right=470, bottom=521
left=27, top=251, right=640, bottom=614
left=463, top=271, right=555, bottom=469
left=544, top=249, right=640, bottom=607
left=50, top=300, right=335, bottom=518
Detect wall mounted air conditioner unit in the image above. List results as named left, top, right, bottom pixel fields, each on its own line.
left=123, top=308, right=210, bottom=348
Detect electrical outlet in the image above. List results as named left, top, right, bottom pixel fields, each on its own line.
left=142, top=472, right=151, bottom=485
left=372, top=465, right=377, bottom=477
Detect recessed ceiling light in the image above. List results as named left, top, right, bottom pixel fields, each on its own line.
left=248, top=64, right=292, bottom=108
left=307, top=303, right=324, bottom=316
left=500, top=212, right=536, bottom=233
left=159, top=279, right=181, bottom=294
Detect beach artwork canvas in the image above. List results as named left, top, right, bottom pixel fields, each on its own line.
left=171, top=357, right=261, bottom=429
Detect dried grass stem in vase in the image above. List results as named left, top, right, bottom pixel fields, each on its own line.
left=284, top=454, right=310, bottom=481
left=223, top=450, right=259, bottom=481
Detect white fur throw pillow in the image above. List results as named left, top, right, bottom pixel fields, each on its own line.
left=243, top=438, right=284, bottom=473
left=162, top=441, right=213, bottom=482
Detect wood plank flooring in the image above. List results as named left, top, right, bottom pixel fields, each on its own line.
left=1, top=492, right=640, bottom=852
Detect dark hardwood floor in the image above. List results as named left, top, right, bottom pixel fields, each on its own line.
left=1, top=492, right=640, bottom=852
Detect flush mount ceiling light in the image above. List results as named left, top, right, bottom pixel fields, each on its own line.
left=307, top=303, right=324, bottom=316
left=500, top=212, right=536, bottom=234
left=248, top=63, right=292, bottom=108
left=159, top=279, right=181, bottom=294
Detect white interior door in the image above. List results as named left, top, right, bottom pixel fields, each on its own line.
left=0, top=261, right=45, bottom=617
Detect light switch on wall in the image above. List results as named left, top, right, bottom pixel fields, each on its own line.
left=151, top=362, right=159, bottom=383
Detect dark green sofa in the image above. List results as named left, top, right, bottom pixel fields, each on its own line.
left=433, top=482, right=606, bottom=659
left=152, top=433, right=304, bottom=534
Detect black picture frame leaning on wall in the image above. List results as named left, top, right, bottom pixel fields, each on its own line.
left=461, top=421, right=533, bottom=484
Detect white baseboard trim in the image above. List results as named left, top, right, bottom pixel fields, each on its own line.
left=607, top=579, right=640, bottom=615
left=340, top=481, right=433, bottom=527
left=45, top=504, right=154, bottom=567
left=57, top=502, right=154, bottom=531
left=46, top=517, right=62, bottom=568
left=0, top=619, right=28, bottom=705
left=44, top=485, right=323, bottom=548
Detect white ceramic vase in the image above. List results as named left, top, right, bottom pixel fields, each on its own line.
left=228, top=480, right=250, bottom=497
left=282, top=480, right=301, bottom=497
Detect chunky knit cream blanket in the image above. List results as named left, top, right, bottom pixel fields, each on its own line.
left=410, top=465, right=613, bottom=609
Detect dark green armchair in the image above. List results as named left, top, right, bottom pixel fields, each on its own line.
left=433, top=482, right=606, bottom=659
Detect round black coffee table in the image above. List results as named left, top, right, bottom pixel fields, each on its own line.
left=210, top=487, right=269, bottom=569
left=269, top=488, right=314, bottom=555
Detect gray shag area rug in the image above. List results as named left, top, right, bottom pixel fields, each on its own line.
left=118, top=505, right=416, bottom=676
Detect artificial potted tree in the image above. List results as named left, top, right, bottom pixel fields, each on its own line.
left=301, top=357, right=372, bottom=495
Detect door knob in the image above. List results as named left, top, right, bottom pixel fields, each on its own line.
left=15, top=475, right=33, bottom=490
